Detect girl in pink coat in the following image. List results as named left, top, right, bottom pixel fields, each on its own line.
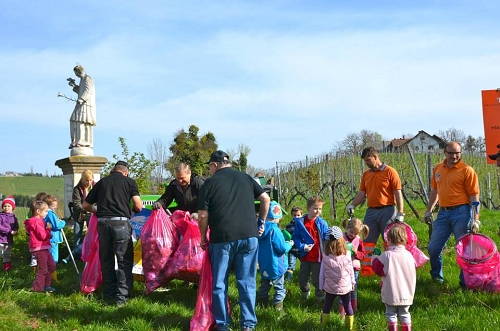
left=319, top=226, right=356, bottom=330
left=372, top=225, right=416, bottom=331
left=24, top=200, right=56, bottom=293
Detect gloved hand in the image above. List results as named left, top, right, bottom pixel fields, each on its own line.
left=394, top=212, right=405, bottom=223
left=346, top=204, right=355, bottom=215
left=152, top=202, right=163, bottom=210
left=471, top=219, right=481, bottom=234
left=424, top=211, right=434, bottom=225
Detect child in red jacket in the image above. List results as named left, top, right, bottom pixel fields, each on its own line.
left=24, top=200, right=56, bottom=293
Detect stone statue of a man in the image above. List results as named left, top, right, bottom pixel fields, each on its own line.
left=68, top=65, right=96, bottom=149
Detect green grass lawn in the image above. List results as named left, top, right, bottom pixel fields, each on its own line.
left=1, top=206, right=500, bottom=330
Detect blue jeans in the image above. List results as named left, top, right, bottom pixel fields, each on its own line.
left=288, top=253, right=297, bottom=271
left=210, top=237, right=258, bottom=331
left=74, top=221, right=84, bottom=247
left=257, top=274, right=286, bottom=305
left=427, top=205, right=470, bottom=284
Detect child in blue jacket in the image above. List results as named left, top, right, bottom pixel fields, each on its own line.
left=43, top=195, right=66, bottom=265
left=257, top=201, right=293, bottom=311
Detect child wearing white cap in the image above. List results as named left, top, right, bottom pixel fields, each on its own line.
left=319, top=226, right=356, bottom=330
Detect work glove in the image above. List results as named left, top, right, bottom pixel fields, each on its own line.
left=152, top=202, right=163, bottom=210
left=394, top=212, right=405, bottom=223
left=346, top=204, right=355, bottom=216
left=387, top=212, right=404, bottom=225
left=424, top=211, right=434, bottom=225
left=470, top=219, right=481, bottom=234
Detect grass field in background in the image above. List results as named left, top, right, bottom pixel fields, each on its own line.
left=0, top=177, right=64, bottom=197
left=1, top=201, right=500, bottom=330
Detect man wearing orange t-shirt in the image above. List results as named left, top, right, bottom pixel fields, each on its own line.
left=425, top=141, right=480, bottom=287
left=346, top=147, right=404, bottom=276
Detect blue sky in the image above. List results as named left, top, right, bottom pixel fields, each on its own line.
left=1, top=1, right=499, bottom=175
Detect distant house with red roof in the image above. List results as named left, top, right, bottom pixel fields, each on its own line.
left=386, top=130, right=444, bottom=153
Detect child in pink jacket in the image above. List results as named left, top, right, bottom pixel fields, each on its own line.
left=372, top=225, right=416, bottom=331
left=24, top=200, right=56, bottom=293
left=319, top=226, right=355, bottom=330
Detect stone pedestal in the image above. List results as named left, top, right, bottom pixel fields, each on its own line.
left=55, top=155, right=108, bottom=220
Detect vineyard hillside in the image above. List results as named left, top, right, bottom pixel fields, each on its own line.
left=0, top=177, right=64, bottom=197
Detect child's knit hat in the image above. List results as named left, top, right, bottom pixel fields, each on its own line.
left=267, top=201, right=283, bottom=220
left=326, top=226, right=343, bottom=240
left=1, top=196, right=16, bottom=210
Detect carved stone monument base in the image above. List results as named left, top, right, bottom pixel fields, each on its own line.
left=55, top=155, right=108, bottom=220
left=70, top=146, right=94, bottom=156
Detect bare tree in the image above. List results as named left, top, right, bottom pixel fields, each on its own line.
left=360, top=129, right=383, bottom=147
left=148, top=138, right=170, bottom=194
left=476, top=136, right=486, bottom=153
left=437, top=128, right=466, bottom=146
left=342, top=132, right=362, bottom=154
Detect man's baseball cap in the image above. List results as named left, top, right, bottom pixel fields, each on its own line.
left=206, top=150, right=230, bottom=164
left=115, top=160, right=129, bottom=168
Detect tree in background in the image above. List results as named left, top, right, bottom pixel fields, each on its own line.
left=102, top=137, right=158, bottom=194
left=166, top=125, right=217, bottom=177
left=231, top=144, right=251, bottom=173
left=341, top=130, right=383, bottom=154
left=438, top=127, right=466, bottom=146
left=464, top=135, right=486, bottom=154
left=148, top=138, right=170, bottom=194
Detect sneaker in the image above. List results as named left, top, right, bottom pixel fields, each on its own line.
left=432, top=277, right=444, bottom=284
left=284, top=270, right=293, bottom=282
left=44, top=286, right=56, bottom=293
left=61, top=258, right=69, bottom=264
left=301, top=291, right=310, bottom=300
left=274, top=301, right=284, bottom=311
left=30, top=256, right=37, bottom=267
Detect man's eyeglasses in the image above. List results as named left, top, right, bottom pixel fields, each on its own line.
left=446, top=151, right=461, bottom=155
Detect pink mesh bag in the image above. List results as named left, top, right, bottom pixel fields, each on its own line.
left=456, top=233, right=500, bottom=292
left=384, top=222, right=429, bottom=268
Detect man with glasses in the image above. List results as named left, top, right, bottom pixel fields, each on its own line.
left=425, top=141, right=480, bottom=287
left=83, top=161, right=143, bottom=305
left=197, top=150, right=270, bottom=331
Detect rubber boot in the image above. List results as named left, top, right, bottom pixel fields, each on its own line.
left=345, top=315, right=354, bottom=330
left=320, top=313, right=330, bottom=325
left=51, top=271, right=58, bottom=282
left=388, top=322, right=398, bottom=331
left=3, top=262, right=12, bottom=271
left=402, top=323, right=412, bottom=331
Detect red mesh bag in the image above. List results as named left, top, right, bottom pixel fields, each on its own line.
left=190, top=247, right=217, bottom=331
left=80, top=215, right=102, bottom=294
left=165, top=211, right=204, bottom=283
left=141, top=208, right=179, bottom=294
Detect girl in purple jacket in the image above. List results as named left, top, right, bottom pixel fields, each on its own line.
left=319, top=226, right=355, bottom=330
